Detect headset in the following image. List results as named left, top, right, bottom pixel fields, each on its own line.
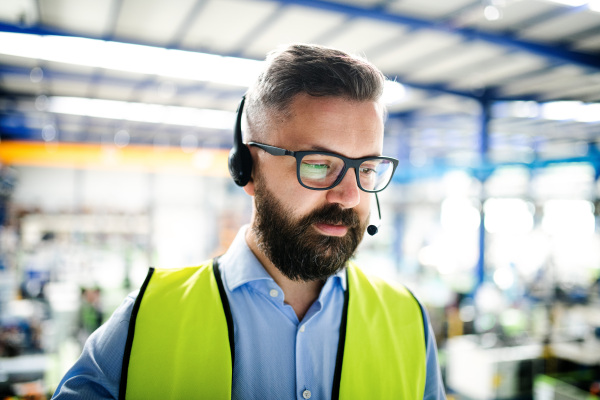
left=227, top=95, right=381, bottom=235
left=228, top=95, right=253, bottom=187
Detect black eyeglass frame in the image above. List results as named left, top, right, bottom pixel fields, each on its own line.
left=248, top=142, right=399, bottom=193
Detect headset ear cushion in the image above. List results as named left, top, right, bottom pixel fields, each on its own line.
left=228, top=143, right=253, bottom=187
left=229, top=95, right=252, bottom=186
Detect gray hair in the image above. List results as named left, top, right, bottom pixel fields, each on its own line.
left=245, top=43, right=386, bottom=141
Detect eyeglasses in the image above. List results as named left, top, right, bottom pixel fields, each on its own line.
left=248, top=142, right=398, bottom=193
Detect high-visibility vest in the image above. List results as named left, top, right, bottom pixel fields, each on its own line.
left=119, top=259, right=426, bottom=399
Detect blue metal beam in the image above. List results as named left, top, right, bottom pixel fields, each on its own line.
left=271, top=0, right=600, bottom=71
left=507, top=3, right=590, bottom=34
left=475, top=94, right=492, bottom=294
left=391, top=152, right=600, bottom=184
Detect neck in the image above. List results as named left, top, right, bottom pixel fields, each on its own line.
left=245, top=227, right=324, bottom=321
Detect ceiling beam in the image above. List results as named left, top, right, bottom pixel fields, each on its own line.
left=272, top=0, right=600, bottom=71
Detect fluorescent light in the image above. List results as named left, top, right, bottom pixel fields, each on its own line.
left=45, top=89, right=422, bottom=128
left=590, top=0, right=600, bottom=11
left=576, top=103, right=600, bottom=122
left=440, top=197, right=481, bottom=234
left=484, top=198, right=534, bottom=234
left=0, top=32, right=407, bottom=102
left=48, top=96, right=235, bottom=129
left=540, top=101, right=600, bottom=122
left=542, top=199, right=595, bottom=236
left=0, top=32, right=263, bottom=87
left=511, top=101, right=539, bottom=118
left=541, top=101, right=582, bottom=120
left=1, top=32, right=413, bottom=108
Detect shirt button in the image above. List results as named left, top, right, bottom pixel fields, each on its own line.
left=302, top=390, right=311, bottom=399
left=299, top=325, right=305, bottom=332
left=269, top=289, right=278, bottom=297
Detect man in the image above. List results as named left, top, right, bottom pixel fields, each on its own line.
left=52, top=44, right=446, bottom=399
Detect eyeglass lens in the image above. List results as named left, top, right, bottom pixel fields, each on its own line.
left=299, top=154, right=394, bottom=191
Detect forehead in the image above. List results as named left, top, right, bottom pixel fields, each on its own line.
left=269, top=94, right=385, bottom=158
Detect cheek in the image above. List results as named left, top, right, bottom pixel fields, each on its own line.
left=259, top=164, right=317, bottom=210
left=357, top=193, right=372, bottom=219
left=287, top=187, right=326, bottom=217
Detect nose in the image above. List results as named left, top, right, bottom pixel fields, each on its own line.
left=325, top=168, right=361, bottom=209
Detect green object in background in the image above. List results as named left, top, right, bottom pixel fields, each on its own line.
left=534, top=373, right=600, bottom=400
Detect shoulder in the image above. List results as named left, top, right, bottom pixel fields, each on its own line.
left=145, top=261, right=216, bottom=291
left=347, top=262, right=419, bottom=305
left=52, top=292, right=139, bottom=398
left=150, top=261, right=214, bottom=280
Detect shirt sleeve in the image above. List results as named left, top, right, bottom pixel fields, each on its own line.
left=421, top=304, right=447, bottom=400
left=51, top=292, right=136, bottom=399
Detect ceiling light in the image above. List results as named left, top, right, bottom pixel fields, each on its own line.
left=2, top=32, right=411, bottom=105
left=0, top=32, right=264, bottom=87
left=47, top=96, right=236, bottom=129
left=575, top=103, right=600, bottom=122
left=541, top=101, right=582, bottom=120
left=484, top=198, right=534, bottom=234
left=589, top=0, right=600, bottom=11
left=484, top=5, right=502, bottom=21
left=540, top=101, right=600, bottom=122
left=542, top=199, right=595, bottom=236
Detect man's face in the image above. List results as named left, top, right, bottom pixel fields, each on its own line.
left=247, top=94, right=385, bottom=281
left=253, top=178, right=366, bottom=281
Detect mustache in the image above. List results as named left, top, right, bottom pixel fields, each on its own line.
left=300, top=203, right=360, bottom=228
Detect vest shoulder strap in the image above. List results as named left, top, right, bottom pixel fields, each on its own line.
left=336, top=263, right=427, bottom=399
left=121, top=260, right=232, bottom=400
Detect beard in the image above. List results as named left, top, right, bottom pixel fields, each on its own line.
left=252, top=179, right=367, bottom=282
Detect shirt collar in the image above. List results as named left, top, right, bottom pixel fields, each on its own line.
left=219, top=225, right=347, bottom=292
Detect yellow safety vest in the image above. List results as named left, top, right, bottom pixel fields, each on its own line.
left=120, top=259, right=426, bottom=399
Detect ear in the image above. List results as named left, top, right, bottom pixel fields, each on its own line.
left=243, top=177, right=255, bottom=196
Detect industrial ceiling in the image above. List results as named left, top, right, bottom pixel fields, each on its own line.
left=0, top=0, right=599, bottom=178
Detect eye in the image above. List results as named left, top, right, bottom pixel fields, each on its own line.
left=359, top=166, right=375, bottom=175
left=300, top=162, right=330, bottom=179
left=359, top=162, right=378, bottom=176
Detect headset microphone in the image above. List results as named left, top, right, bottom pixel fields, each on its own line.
left=367, top=193, right=381, bottom=236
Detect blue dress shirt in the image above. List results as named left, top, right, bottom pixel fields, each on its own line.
left=52, top=227, right=446, bottom=399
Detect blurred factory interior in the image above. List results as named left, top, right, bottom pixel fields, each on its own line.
left=0, top=0, right=600, bottom=398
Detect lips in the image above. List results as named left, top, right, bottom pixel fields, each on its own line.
left=305, top=204, right=360, bottom=237
left=314, top=222, right=349, bottom=236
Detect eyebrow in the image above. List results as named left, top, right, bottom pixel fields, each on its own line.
left=303, top=145, right=382, bottom=159
left=305, top=144, right=334, bottom=153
